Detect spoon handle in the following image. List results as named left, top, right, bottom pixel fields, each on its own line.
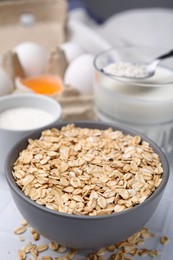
left=157, top=49, right=173, bottom=60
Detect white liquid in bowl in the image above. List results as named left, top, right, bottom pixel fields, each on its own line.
left=0, top=107, right=55, bottom=131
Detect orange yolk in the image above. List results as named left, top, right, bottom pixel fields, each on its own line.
left=21, top=75, right=63, bottom=95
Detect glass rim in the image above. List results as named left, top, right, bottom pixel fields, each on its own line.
left=93, top=46, right=173, bottom=87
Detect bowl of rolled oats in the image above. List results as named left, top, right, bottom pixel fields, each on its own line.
left=5, top=121, right=169, bottom=249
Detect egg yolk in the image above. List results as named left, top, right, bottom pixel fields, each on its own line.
left=21, top=75, right=63, bottom=95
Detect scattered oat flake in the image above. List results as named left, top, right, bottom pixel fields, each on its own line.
left=21, top=219, right=28, bottom=226
left=31, top=228, right=40, bottom=241
left=57, top=245, right=68, bottom=253
left=18, top=249, right=26, bottom=260
left=23, top=242, right=32, bottom=254
left=41, top=257, right=53, bottom=260
left=14, top=220, right=169, bottom=260
left=96, top=248, right=107, bottom=255
left=148, top=249, right=160, bottom=257
left=19, top=236, right=25, bottom=241
left=14, top=226, right=26, bottom=235
left=160, top=236, right=169, bottom=245
left=105, top=245, right=116, bottom=252
left=37, top=244, right=49, bottom=252
left=49, top=241, right=59, bottom=251
left=66, top=248, right=77, bottom=258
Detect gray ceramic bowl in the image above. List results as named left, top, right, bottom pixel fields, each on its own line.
left=5, top=121, right=169, bottom=249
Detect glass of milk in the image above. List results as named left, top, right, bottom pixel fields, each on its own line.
left=93, top=46, right=173, bottom=153
left=0, top=93, right=62, bottom=175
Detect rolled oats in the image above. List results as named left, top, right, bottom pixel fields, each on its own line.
left=19, top=236, right=25, bottom=241
left=14, top=226, right=26, bottom=235
left=18, top=249, right=26, bottom=260
left=36, top=244, right=48, bottom=253
left=57, top=245, right=68, bottom=253
left=21, top=219, right=28, bottom=227
left=15, top=219, right=169, bottom=260
left=12, top=124, right=163, bottom=216
left=160, top=236, right=168, bottom=245
left=49, top=241, right=59, bottom=251
left=106, top=245, right=116, bottom=252
left=41, top=257, right=53, bottom=260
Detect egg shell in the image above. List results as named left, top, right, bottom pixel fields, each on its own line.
left=14, top=42, right=48, bottom=77
left=60, top=41, right=85, bottom=64
left=0, top=68, right=14, bottom=96
left=64, top=54, right=94, bottom=95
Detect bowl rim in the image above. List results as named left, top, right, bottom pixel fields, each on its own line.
left=5, top=120, right=170, bottom=220
left=0, top=93, right=62, bottom=133
left=93, top=45, right=173, bottom=88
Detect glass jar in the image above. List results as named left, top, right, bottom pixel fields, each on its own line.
left=93, top=46, right=173, bottom=153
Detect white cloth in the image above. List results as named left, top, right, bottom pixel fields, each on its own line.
left=69, top=8, right=173, bottom=54
left=68, top=9, right=111, bottom=55
left=97, top=8, right=173, bottom=48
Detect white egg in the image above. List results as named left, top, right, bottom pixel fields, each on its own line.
left=64, top=54, right=94, bottom=95
left=14, top=42, right=48, bottom=76
left=0, top=68, right=14, bottom=96
left=60, top=41, right=85, bottom=64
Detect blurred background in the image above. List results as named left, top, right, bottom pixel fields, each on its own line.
left=69, top=0, right=173, bottom=21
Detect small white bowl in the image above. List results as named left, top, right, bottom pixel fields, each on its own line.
left=0, top=93, right=62, bottom=174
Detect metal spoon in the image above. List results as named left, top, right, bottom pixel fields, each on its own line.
left=101, top=49, right=173, bottom=80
